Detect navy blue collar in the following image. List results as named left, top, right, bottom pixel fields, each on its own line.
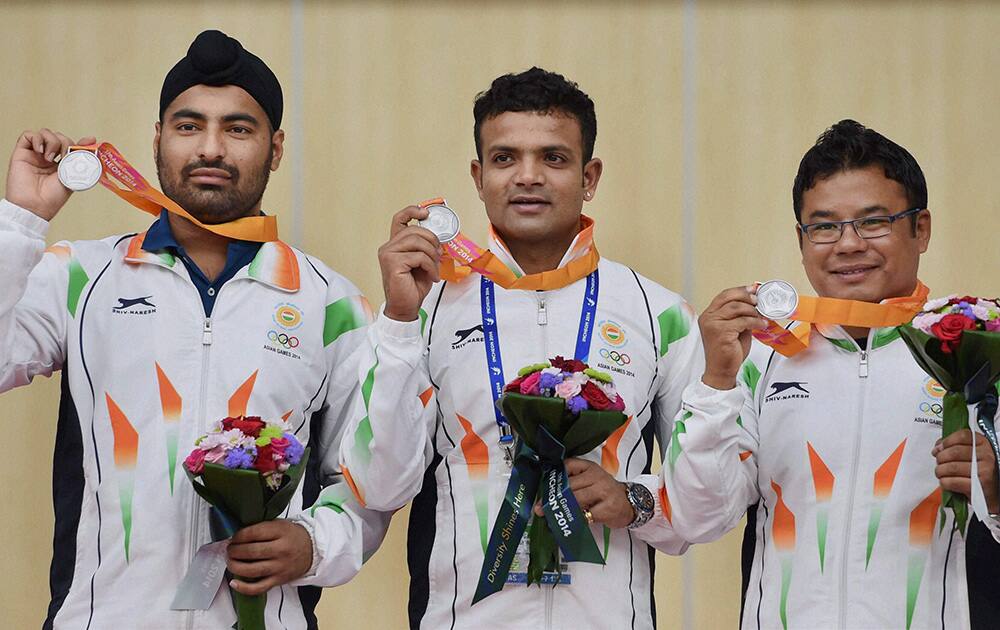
left=141, top=210, right=263, bottom=315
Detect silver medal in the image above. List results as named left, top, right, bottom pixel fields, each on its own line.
left=57, top=149, right=103, bottom=192
left=756, top=280, right=799, bottom=319
left=419, top=203, right=461, bottom=243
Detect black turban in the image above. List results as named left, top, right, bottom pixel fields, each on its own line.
left=160, top=30, right=283, bottom=130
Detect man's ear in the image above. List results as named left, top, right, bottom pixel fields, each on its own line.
left=915, top=209, right=931, bottom=254
left=470, top=160, right=485, bottom=202
left=269, top=129, right=286, bottom=171
left=153, top=121, right=162, bottom=164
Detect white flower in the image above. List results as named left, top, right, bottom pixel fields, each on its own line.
left=971, top=303, right=993, bottom=321
left=569, top=371, right=589, bottom=385
left=599, top=381, right=619, bottom=400
left=911, top=312, right=946, bottom=333
left=541, top=366, right=562, bottom=377
left=922, top=296, right=953, bottom=312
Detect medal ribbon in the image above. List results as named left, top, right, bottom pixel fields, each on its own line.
left=70, top=143, right=278, bottom=242
left=419, top=198, right=600, bottom=291
left=753, top=281, right=929, bottom=357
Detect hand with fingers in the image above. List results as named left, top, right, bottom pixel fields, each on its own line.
left=933, top=429, right=1000, bottom=514
left=226, top=519, right=313, bottom=596
left=533, top=458, right=636, bottom=529
left=699, top=285, right=770, bottom=390
left=5, top=129, right=96, bottom=221
left=378, top=205, right=442, bottom=322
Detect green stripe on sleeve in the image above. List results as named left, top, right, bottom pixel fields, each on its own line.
left=67, top=258, right=90, bottom=317
left=324, top=296, right=366, bottom=347
left=657, top=303, right=692, bottom=357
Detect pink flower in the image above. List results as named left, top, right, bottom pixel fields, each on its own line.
left=987, top=319, right=1000, bottom=332
left=609, top=395, right=626, bottom=412
left=519, top=371, right=542, bottom=395
left=555, top=380, right=582, bottom=400
left=203, top=446, right=228, bottom=465
left=184, top=449, right=207, bottom=474
left=911, top=312, right=946, bottom=334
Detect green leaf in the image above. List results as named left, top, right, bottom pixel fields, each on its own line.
left=562, top=410, right=628, bottom=455
left=201, top=464, right=268, bottom=527
left=500, top=394, right=570, bottom=446
left=898, top=326, right=960, bottom=391
left=264, top=448, right=311, bottom=520
left=526, top=513, right=558, bottom=586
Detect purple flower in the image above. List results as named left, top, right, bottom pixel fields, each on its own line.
left=566, top=395, right=589, bottom=414
left=987, top=319, right=1000, bottom=332
left=283, top=433, right=305, bottom=465
left=224, top=447, right=256, bottom=469
left=539, top=372, right=563, bottom=391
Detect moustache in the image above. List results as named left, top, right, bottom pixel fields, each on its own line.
left=181, top=159, right=240, bottom=183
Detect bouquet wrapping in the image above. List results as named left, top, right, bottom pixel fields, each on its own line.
left=473, top=357, right=628, bottom=603
left=899, top=295, right=1000, bottom=534
left=183, top=416, right=310, bottom=630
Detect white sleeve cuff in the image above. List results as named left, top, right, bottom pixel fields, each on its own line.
left=686, top=378, right=745, bottom=407
left=0, top=198, right=50, bottom=237
left=288, top=514, right=321, bottom=580
left=375, top=308, right=424, bottom=340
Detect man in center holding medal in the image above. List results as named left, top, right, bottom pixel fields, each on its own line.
left=338, top=67, right=704, bottom=628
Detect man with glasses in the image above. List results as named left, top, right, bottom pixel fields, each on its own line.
left=660, top=120, right=1000, bottom=629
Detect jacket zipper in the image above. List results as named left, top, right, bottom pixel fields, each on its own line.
left=838, top=335, right=870, bottom=629
left=536, top=290, right=555, bottom=629
left=184, top=316, right=213, bottom=630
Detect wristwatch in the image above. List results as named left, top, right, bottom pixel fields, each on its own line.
left=624, top=482, right=655, bottom=529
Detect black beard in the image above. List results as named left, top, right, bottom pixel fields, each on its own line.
left=156, top=146, right=272, bottom=224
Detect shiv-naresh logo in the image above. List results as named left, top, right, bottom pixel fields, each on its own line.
left=765, top=381, right=810, bottom=402
left=452, top=324, right=484, bottom=350
left=112, top=296, right=156, bottom=315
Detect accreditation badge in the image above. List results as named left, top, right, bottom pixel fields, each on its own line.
left=505, top=520, right=572, bottom=585
left=57, top=147, right=103, bottom=191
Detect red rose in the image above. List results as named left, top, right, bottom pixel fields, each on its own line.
left=950, top=296, right=977, bottom=305
left=580, top=381, right=613, bottom=410
left=254, top=444, right=279, bottom=473
left=504, top=376, right=525, bottom=392
left=550, top=356, right=587, bottom=373
left=223, top=416, right=265, bottom=437
left=931, top=313, right=977, bottom=353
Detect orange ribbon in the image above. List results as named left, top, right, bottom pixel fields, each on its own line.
left=753, top=281, right=930, bottom=357
left=71, top=143, right=278, bottom=242
left=421, top=198, right=599, bottom=291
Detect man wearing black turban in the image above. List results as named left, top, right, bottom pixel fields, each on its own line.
left=0, top=29, right=386, bottom=630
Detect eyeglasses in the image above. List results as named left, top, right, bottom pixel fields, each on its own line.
left=799, top=207, right=924, bottom=244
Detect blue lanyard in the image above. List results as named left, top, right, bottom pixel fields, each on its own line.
left=480, top=270, right=600, bottom=446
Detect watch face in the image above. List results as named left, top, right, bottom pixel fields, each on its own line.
left=629, top=483, right=655, bottom=512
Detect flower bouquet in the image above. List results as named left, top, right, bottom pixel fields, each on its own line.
left=473, top=357, right=627, bottom=604
left=899, top=295, right=1000, bottom=534
left=183, top=416, right=309, bottom=630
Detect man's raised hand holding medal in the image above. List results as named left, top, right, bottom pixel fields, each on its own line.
left=5, top=129, right=97, bottom=222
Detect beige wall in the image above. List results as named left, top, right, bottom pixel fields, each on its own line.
left=1, top=1, right=997, bottom=628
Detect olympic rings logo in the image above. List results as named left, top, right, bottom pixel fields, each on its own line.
left=919, top=402, right=943, bottom=417
left=268, top=330, right=300, bottom=349
left=599, top=348, right=631, bottom=365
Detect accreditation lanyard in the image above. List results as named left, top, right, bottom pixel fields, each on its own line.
left=481, top=270, right=600, bottom=466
